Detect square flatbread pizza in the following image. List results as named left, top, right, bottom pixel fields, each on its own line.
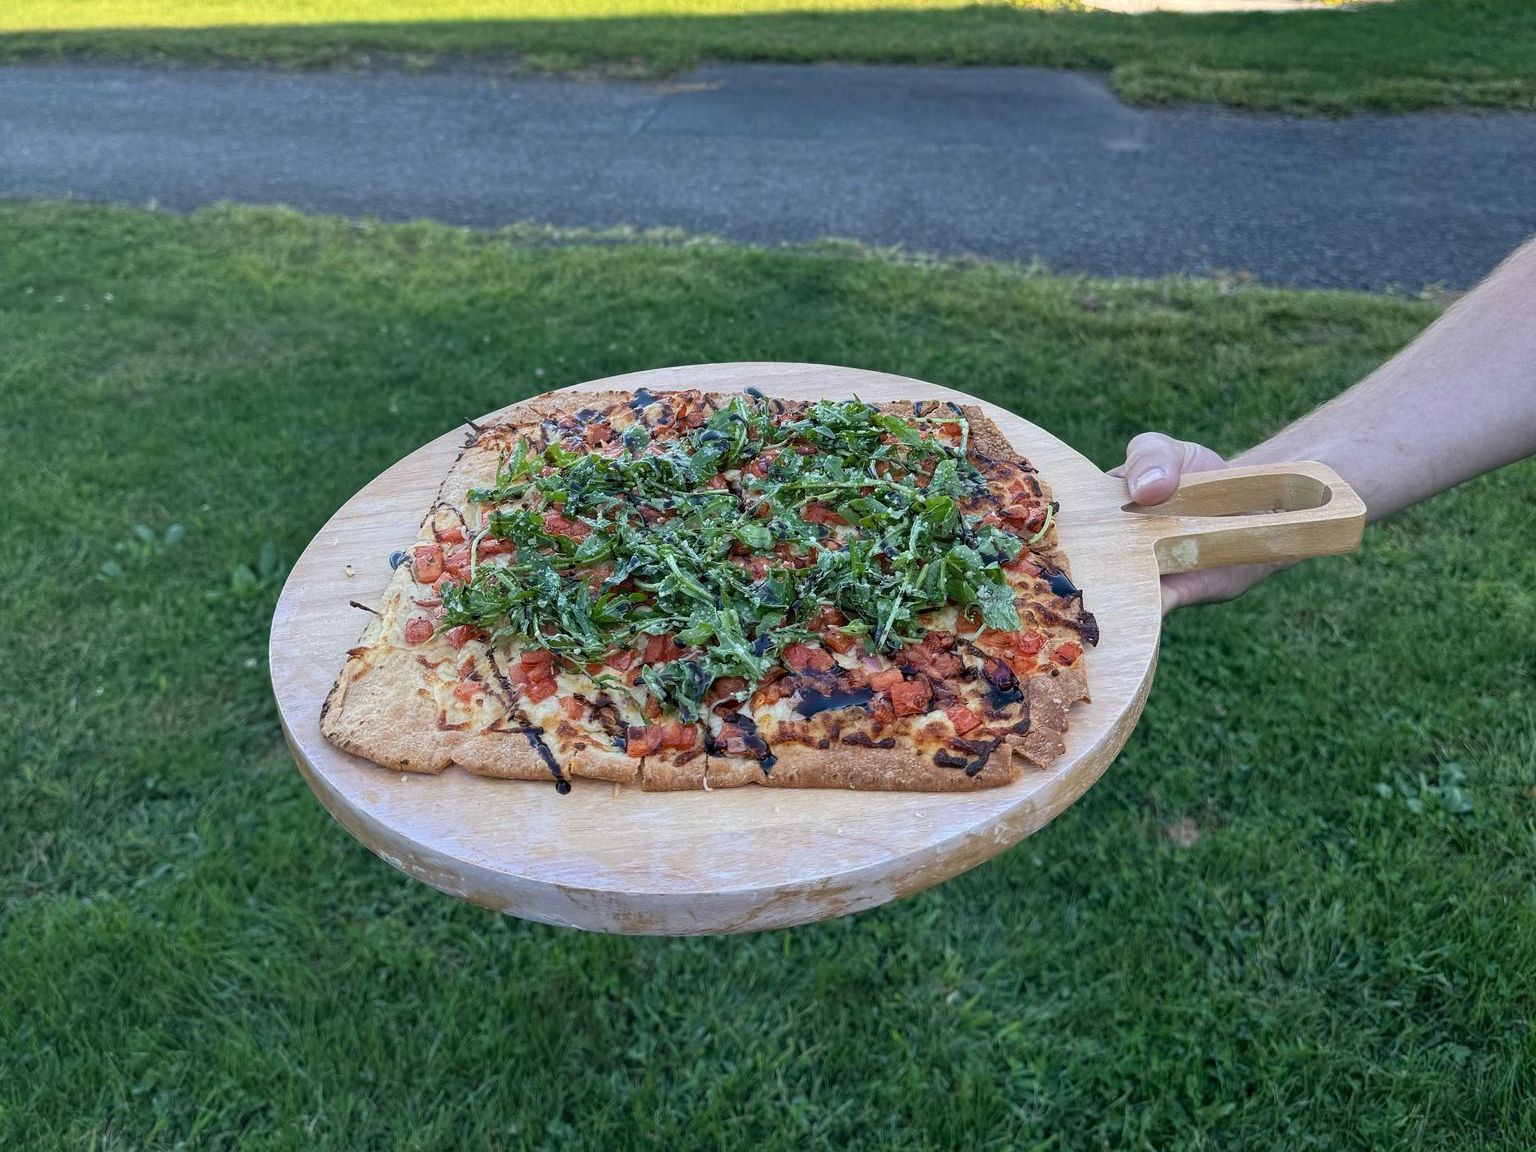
left=321, top=389, right=1097, bottom=792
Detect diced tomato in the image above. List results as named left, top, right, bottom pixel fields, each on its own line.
left=604, top=649, right=636, bottom=672
left=939, top=420, right=962, bottom=438
left=753, top=673, right=797, bottom=707
left=707, top=676, right=749, bottom=704
left=821, top=628, right=856, bottom=654
left=744, top=453, right=774, bottom=478
left=443, top=547, right=471, bottom=578
left=1053, top=642, right=1083, bottom=666
left=434, top=525, right=466, bottom=544
left=452, top=680, right=483, bottom=703
left=412, top=545, right=444, bottom=584
left=1004, top=552, right=1041, bottom=577
left=522, top=677, right=558, bottom=704
left=707, top=472, right=730, bottom=490
left=412, top=596, right=442, bottom=609
left=740, top=556, right=773, bottom=581
left=520, top=648, right=556, bottom=674
left=642, top=633, right=685, bottom=665
left=659, top=720, right=699, bottom=750
left=504, top=662, right=529, bottom=687
left=1001, top=503, right=1048, bottom=533
left=559, top=696, right=586, bottom=721
left=809, top=605, right=847, bottom=629
left=586, top=562, right=613, bottom=592
left=868, top=667, right=905, bottom=693
left=802, top=503, right=847, bottom=527
left=443, top=624, right=479, bottom=649
left=946, top=704, right=982, bottom=736
left=774, top=542, right=813, bottom=569
left=906, top=632, right=960, bottom=677
left=1019, top=630, right=1047, bottom=655
left=583, top=419, right=614, bottom=446
left=890, top=677, right=933, bottom=717
left=905, top=643, right=963, bottom=680
left=543, top=510, right=591, bottom=542
left=625, top=725, right=665, bottom=757
left=783, top=643, right=835, bottom=673
left=403, top=616, right=434, bottom=645
left=477, top=537, right=515, bottom=558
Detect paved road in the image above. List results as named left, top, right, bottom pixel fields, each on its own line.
left=4, top=62, right=1534, bottom=290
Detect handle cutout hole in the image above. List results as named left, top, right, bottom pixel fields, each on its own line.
left=1123, top=474, right=1332, bottom=518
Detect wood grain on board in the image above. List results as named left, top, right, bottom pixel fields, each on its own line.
left=269, top=362, right=1365, bottom=935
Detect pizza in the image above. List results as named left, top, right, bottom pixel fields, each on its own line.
left=320, top=388, right=1098, bottom=792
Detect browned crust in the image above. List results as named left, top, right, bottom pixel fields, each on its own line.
left=565, top=745, right=641, bottom=784
left=319, top=644, right=552, bottom=780
left=322, top=387, right=1091, bottom=793
left=1009, top=664, right=1089, bottom=769
left=638, top=753, right=769, bottom=792
left=761, top=740, right=1019, bottom=792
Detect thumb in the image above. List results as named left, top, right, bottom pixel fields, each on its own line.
left=1115, top=433, right=1225, bottom=505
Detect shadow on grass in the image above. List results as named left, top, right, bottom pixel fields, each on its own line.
left=1, top=0, right=1533, bottom=113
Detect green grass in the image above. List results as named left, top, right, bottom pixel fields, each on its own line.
left=3, top=0, right=1535, bottom=113
left=3, top=201, right=1535, bottom=1149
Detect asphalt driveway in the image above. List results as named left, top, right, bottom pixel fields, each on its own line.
left=4, top=61, right=1534, bottom=289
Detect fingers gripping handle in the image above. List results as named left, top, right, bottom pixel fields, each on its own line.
left=1122, top=462, right=1367, bottom=576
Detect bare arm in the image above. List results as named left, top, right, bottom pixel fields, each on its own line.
left=1120, top=236, right=1536, bottom=612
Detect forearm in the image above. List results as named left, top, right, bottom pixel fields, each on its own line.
left=1236, top=237, right=1536, bottom=522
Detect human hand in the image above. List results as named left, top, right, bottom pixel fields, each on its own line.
left=1112, top=433, right=1283, bottom=615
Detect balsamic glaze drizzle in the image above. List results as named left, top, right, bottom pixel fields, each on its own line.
left=521, top=726, right=572, bottom=794
left=794, top=687, right=874, bottom=718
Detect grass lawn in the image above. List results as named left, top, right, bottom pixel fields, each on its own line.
left=2, top=0, right=1534, bottom=114
left=3, top=201, right=1535, bottom=1149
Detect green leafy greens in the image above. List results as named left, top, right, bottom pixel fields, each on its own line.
left=443, top=396, right=1030, bottom=720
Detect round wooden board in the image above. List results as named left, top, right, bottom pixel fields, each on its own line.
left=270, top=362, right=1360, bottom=934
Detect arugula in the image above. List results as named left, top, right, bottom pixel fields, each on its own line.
left=440, top=397, right=1035, bottom=720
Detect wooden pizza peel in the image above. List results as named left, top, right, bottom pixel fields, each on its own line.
left=269, top=363, right=1366, bottom=935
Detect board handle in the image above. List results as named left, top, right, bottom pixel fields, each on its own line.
left=1122, top=461, right=1366, bottom=575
